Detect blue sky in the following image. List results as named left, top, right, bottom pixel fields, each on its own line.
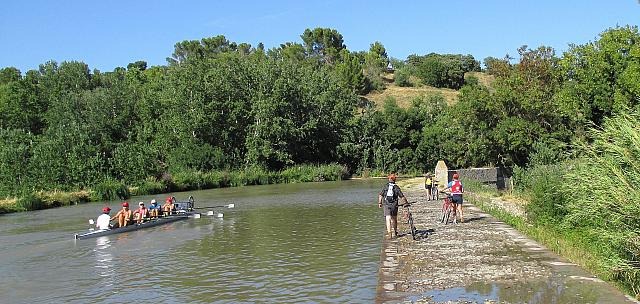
left=1, top=0, right=639, bottom=72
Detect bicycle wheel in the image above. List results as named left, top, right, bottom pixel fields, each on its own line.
left=408, top=213, right=417, bottom=240
left=444, top=208, right=451, bottom=225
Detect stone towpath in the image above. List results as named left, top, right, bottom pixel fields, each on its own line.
left=375, top=186, right=639, bottom=304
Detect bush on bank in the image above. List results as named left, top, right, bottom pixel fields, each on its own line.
left=470, top=111, right=640, bottom=296
left=0, top=163, right=349, bottom=214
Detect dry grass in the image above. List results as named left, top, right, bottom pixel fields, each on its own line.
left=0, top=198, right=16, bottom=207
left=364, top=71, right=495, bottom=109
left=466, top=71, right=496, bottom=91
left=364, top=84, right=459, bottom=109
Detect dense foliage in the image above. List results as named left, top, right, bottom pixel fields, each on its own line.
left=2, top=23, right=640, bottom=293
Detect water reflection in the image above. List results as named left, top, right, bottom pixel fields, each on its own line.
left=93, top=237, right=115, bottom=286
left=421, top=275, right=607, bottom=303
left=162, top=203, right=381, bottom=303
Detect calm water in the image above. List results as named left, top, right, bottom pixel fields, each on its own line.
left=0, top=180, right=385, bottom=304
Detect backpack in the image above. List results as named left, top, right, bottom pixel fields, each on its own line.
left=384, top=183, right=399, bottom=206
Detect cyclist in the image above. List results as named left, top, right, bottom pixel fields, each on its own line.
left=424, top=173, right=433, bottom=201
left=443, top=173, right=464, bottom=223
left=378, top=173, right=409, bottom=239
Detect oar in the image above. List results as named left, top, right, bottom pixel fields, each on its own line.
left=194, top=203, right=235, bottom=209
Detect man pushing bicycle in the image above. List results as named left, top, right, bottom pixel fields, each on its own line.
left=378, top=173, right=409, bottom=239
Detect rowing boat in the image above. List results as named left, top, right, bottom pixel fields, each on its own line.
left=74, top=213, right=192, bottom=239
left=74, top=197, right=236, bottom=240
left=74, top=196, right=231, bottom=240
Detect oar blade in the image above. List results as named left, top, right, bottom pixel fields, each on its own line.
left=227, top=204, right=235, bottom=209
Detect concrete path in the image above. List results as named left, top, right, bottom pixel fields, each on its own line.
left=376, top=189, right=638, bottom=304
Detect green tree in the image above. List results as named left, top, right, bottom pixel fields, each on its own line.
left=556, top=26, right=640, bottom=128
left=301, top=28, right=345, bottom=64
left=335, top=50, right=368, bottom=94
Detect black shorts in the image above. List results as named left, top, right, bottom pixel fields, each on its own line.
left=452, top=194, right=463, bottom=205
left=383, top=204, right=398, bottom=216
left=425, top=185, right=432, bottom=190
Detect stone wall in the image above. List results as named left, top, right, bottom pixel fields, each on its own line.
left=431, top=161, right=512, bottom=190
left=452, top=167, right=512, bottom=190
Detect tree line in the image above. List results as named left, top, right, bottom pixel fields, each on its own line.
left=2, top=25, right=640, bottom=292
left=1, top=26, right=639, bottom=200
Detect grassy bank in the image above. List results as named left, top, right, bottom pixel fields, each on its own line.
left=465, top=180, right=637, bottom=299
left=0, top=163, right=349, bottom=214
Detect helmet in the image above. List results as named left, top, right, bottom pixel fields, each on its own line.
left=102, top=207, right=111, bottom=213
left=453, top=173, right=459, bottom=179
left=151, top=199, right=157, bottom=204
left=122, top=202, right=129, bottom=207
left=139, top=202, right=145, bottom=206
left=388, top=173, right=397, bottom=182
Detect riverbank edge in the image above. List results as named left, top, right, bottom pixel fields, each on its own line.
left=466, top=191, right=639, bottom=300
left=374, top=177, right=638, bottom=302
left=0, top=164, right=352, bottom=215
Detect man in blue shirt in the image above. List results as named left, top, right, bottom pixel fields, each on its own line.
left=148, top=199, right=161, bottom=218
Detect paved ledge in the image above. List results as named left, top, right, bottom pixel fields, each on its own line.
left=375, top=189, right=638, bottom=304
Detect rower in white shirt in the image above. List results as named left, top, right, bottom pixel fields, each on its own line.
left=96, top=207, right=112, bottom=230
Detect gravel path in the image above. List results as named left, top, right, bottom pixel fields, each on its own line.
left=375, top=187, right=638, bottom=304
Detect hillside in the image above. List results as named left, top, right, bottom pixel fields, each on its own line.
left=363, top=71, right=495, bottom=109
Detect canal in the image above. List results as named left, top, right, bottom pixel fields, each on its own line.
left=0, top=179, right=385, bottom=303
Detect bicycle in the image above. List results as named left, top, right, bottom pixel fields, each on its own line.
left=440, top=194, right=457, bottom=224
left=402, top=201, right=418, bottom=240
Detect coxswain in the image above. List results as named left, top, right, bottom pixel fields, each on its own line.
left=148, top=199, right=160, bottom=218
left=96, top=207, right=112, bottom=230
left=134, top=201, right=149, bottom=223
left=111, top=202, right=133, bottom=227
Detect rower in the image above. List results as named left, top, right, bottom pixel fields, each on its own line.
left=134, top=201, right=149, bottom=223
left=148, top=199, right=160, bottom=218
left=111, top=202, right=133, bottom=228
left=162, top=197, right=175, bottom=216
left=96, top=207, right=112, bottom=230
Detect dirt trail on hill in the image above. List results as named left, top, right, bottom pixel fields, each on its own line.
left=375, top=181, right=638, bottom=304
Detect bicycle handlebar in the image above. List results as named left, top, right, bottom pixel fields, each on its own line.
left=402, top=201, right=417, bottom=207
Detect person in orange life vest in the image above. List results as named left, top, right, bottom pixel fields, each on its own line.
left=111, top=202, right=133, bottom=228
left=443, top=173, right=464, bottom=223
left=133, top=201, right=149, bottom=223
left=377, top=173, right=408, bottom=239
left=162, top=197, right=175, bottom=216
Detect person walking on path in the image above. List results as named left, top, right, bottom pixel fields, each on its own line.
left=378, top=173, right=409, bottom=239
left=425, top=173, right=434, bottom=201
left=443, top=173, right=464, bottom=223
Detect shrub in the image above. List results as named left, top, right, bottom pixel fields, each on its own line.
left=520, top=163, right=568, bottom=225
left=15, top=193, right=44, bottom=211
left=37, top=190, right=90, bottom=208
left=172, top=171, right=206, bottom=191
left=91, top=179, right=130, bottom=201
left=203, top=171, right=226, bottom=188
left=562, top=112, right=640, bottom=293
left=394, top=67, right=412, bottom=87
left=131, top=177, right=166, bottom=196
